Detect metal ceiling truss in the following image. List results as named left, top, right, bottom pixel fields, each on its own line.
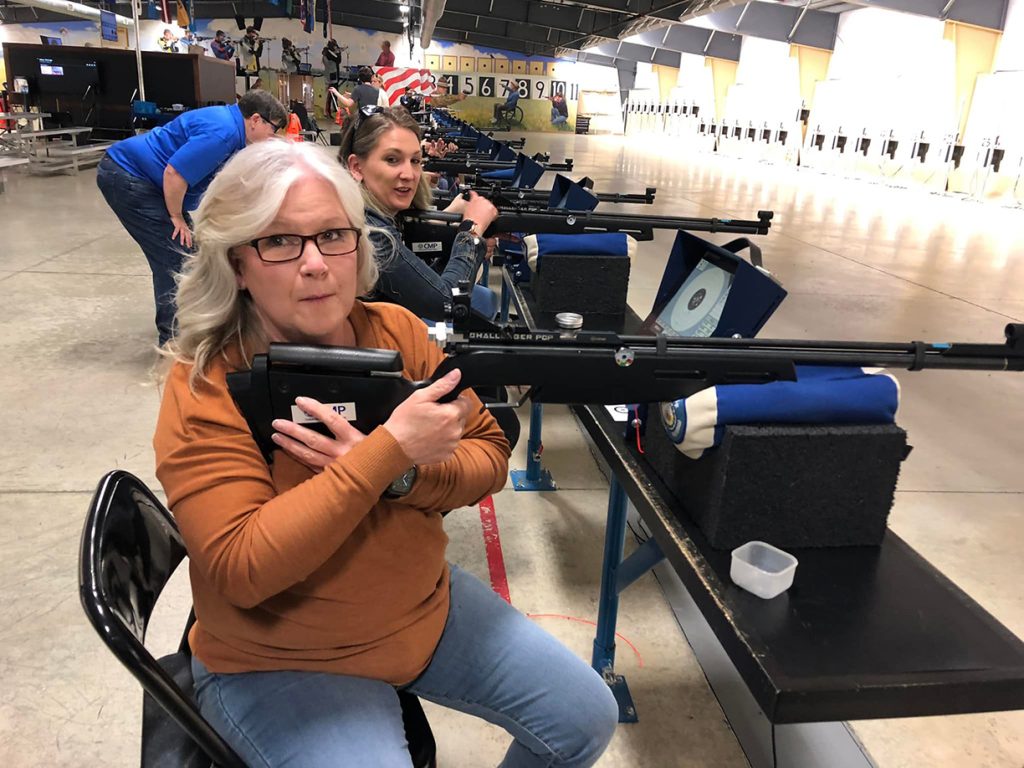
left=0, top=0, right=413, bottom=33
left=2, top=0, right=1008, bottom=66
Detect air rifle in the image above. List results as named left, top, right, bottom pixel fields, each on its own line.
left=399, top=207, right=774, bottom=241
left=226, top=292, right=1024, bottom=461
left=449, top=178, right=657, bottom=206
left=421, top=129, right=526, bottom=151
left=423, top=154, right=573, bottom=175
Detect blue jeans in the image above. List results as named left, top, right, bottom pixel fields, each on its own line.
left=96, top=154, right=189, bottom=346
left=551, top=111, right=568, bottom=126
left=191, top=565, right=619, bottom=767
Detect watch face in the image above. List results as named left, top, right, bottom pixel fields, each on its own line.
left=388, top=467, right=417, bottom=496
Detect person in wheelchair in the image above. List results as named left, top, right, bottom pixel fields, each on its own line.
left=492, top=83, right=521, bottom=126
left=155, top=139, right=618, bottom=768
left=339, top=105, right=498, bottom=321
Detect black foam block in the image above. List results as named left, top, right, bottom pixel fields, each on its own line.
left=642, top=417, right=909, bottom=550
left=533, top=253, right=630, bottom=316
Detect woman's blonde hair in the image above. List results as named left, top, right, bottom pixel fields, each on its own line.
left=338, top=106, right=433, bottom=215
left=166, top=139, right=380, bottom=388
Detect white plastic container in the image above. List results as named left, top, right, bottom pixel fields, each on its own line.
left=730, top=541, right=798, bottom=599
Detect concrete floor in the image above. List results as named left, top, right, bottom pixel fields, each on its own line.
left=0, top=131, right=1022, bottom=767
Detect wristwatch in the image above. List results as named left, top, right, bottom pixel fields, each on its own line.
left=458, top=218, right=482, bottom=244
left=385, top=466, right=418, bottom=498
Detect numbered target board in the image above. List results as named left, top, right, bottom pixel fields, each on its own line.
left=441, top=74, right=579, bottom=101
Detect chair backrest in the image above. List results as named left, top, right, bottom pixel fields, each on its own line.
left=79, top=470, right=246, bottom=768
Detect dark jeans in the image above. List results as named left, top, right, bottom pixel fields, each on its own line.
left=96, top=154, right=190, bottom=346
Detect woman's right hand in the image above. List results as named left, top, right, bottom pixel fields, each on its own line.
left=383, top=370, right=472, bottom=466
left=460, top=192, right=499, bottom=235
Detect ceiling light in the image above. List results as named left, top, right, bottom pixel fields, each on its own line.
left=399, top=3, right=410, bottom=12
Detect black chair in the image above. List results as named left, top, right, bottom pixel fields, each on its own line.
left=79, top=470, right=437, bottom=768
left=289, top=100, right=327, bottom=145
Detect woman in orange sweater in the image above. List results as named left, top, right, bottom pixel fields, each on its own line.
left=154, top=139, right=618, bottom=767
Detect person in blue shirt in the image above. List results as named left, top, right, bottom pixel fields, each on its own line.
left=96, top=90, right=287, bottom=346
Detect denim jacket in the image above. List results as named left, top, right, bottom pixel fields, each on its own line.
left=365, top=207, right=482, bottom=321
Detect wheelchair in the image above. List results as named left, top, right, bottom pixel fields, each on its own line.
left=497, top=104, right=524, bottom=132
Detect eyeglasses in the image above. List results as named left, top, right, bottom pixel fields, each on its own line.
left=260, top=113, right=285, bottom=132
left=248, top=228, right=361, bottom=263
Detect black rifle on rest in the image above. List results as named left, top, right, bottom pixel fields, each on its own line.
left=422, top=130, right=526, bottom=151
left=423, top=155, right=572, bottom=174
left=449, top=180, right=657, bottom=206
left=226, top=293, right=1024, bottom=462
left=401, top=206, right=773, bottom=241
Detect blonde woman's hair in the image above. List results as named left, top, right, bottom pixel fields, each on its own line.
left=166, top=139, right=380, bottom=388
left=338, top=106, right=433, bottom=215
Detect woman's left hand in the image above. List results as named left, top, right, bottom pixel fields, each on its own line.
left=443, top=192, right=468, bottom=214
left=271, top=396, right=366, bottom=473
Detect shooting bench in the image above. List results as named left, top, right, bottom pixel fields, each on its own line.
left=505, top=278, right=1024, bottom=766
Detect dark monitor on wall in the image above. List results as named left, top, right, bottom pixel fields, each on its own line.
left=40, top=36, right=62, bottom=45
left=36, top=57, right=100, bottom=95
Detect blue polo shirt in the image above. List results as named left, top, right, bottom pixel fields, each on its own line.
left=106, top=103, right=247, bottom=210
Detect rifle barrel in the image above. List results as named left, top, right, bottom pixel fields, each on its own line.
left=450, top=330, right=1024, bottom=374
left=408, top=208, right=773, bottom=237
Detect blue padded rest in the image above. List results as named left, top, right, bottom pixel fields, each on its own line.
left=480, top=167, right=516, bottom=180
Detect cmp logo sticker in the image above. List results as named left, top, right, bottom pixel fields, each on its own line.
left=411, top=241, right=443, bottom=253
left=290, top=402, right=358, bottom=424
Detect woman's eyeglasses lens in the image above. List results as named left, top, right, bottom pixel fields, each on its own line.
left=253, top=229, right=359, bottom=262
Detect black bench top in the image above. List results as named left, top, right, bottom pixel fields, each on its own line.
left=574, top=402, right=1024, bottom=724
left=499, top=272, right=1024, bottom=724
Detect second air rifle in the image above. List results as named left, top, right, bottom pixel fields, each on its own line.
left=400, top=206, right=774, bottom=240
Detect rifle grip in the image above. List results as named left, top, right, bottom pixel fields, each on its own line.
left=430, top=358, right=474, bottom=403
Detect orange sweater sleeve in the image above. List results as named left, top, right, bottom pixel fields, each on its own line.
left=155, top=362, right=414, bottom=609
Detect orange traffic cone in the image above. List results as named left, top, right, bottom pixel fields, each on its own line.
left=286, top=112, right=303, bottom=143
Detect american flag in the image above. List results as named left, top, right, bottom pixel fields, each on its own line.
left=374, top=67, right=435, bottom=106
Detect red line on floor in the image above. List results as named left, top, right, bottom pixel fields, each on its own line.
left=527, top=613, right=645, bottom=668
left=478, top=495, right=511, bottom=604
